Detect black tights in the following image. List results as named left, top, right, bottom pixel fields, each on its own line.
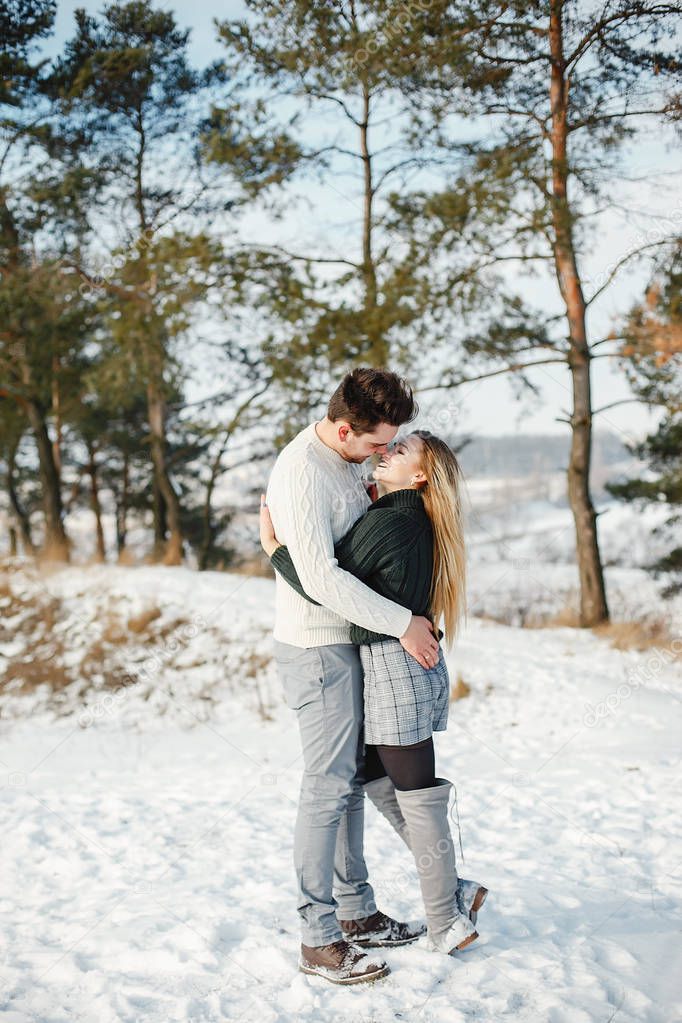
left=363, top=737, right=436, bottom=791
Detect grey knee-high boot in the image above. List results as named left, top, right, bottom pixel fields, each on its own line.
left=365, top=777, right=489, bottom=928
left=363, top=776, right=410, bottom=848
left=395, top=778, right=478, bottom=954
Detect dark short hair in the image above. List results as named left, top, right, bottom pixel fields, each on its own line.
left=327, top=367, right=418, bottom=434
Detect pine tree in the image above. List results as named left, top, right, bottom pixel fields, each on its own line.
left=0, top=0, right=93, bottom=561
left=51, top=1, right=227, bottom=564
left=607, top=245, right=682, bottom=596
left=211, top=0, right=479, bottom=425
left=0, top=401, right=37, bottom=556
left=377, top=0, right=681, bottom=625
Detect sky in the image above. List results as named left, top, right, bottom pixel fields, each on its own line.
left=45, top=0, right=681, bottom=447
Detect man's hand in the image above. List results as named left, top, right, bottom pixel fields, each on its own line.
left=400, top=615, right=440, bottom=670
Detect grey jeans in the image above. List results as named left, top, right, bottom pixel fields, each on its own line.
left=273, top=639, right=377, bottom=945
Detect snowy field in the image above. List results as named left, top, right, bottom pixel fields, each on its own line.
left=1, top=553, right=681, bottom=1022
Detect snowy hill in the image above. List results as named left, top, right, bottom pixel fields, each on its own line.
left=1, top=559, right=680, bottom=1022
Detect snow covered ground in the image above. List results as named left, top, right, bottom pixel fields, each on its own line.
left=1, top=559, right=681, bottom=1022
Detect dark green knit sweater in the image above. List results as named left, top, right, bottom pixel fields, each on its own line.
left=270, top=487, right=441, bottom=645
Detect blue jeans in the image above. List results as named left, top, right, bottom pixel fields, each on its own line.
left=273, top=639, right=377, bottom=945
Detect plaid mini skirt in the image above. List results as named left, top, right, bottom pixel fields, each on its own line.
left=359, top=638, right=450, bottom=745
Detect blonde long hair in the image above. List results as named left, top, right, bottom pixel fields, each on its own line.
left=411, top=430, right=467, bottom=649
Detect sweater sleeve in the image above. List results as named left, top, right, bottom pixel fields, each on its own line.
left=270, top=509, right=424, bottom=606
left=271, top=459, right=412, bottom=638
left=271, top=545, right=322, bottom=606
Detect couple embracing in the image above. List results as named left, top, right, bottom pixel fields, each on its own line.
left=259, top=367, right=488, bottom=985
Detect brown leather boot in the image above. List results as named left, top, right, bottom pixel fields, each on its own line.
left=299, top=939, right=390, bottom=984
left=339, top=909, right=426, bottom=947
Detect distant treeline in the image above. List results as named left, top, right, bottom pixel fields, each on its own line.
left=458, top=432, right=632, bottom=479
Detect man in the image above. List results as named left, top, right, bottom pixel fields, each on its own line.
left=265, top=367, right=440, bottom=985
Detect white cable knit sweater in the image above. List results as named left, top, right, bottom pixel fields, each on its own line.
left=265, top=422, right=413, bottom=648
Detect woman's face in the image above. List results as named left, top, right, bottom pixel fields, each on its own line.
left=371, top=433, right=426, bottom=490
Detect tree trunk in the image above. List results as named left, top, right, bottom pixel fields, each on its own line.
left=25, top=397, right=70, bottom=562
left=151, top=469, right=166, bottom=557
left=147, top=376, right=183, bottom=565
left=199, top=435, right=226, bottom=571
left=549, top=0, right=608, bottom=626
left=132, top=138, right=183, bottom=565
left=86, top=441, right=106, bottom=562
left=199, top=472, right=216, bottom=571
left=116, top=449, right=129, bottom=558
left=359, top=80, right=386, bottom=365
left=5, top=343, right=69, bottom=561
left=51, top=354, right=62, bottom=479
left=7, top=439, right=35, bottom=556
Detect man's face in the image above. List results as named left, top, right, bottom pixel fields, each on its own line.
left=335, top=421, right=398, bottom=463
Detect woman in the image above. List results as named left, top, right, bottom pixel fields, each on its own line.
left=260, top=428, right=488, bottom=955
